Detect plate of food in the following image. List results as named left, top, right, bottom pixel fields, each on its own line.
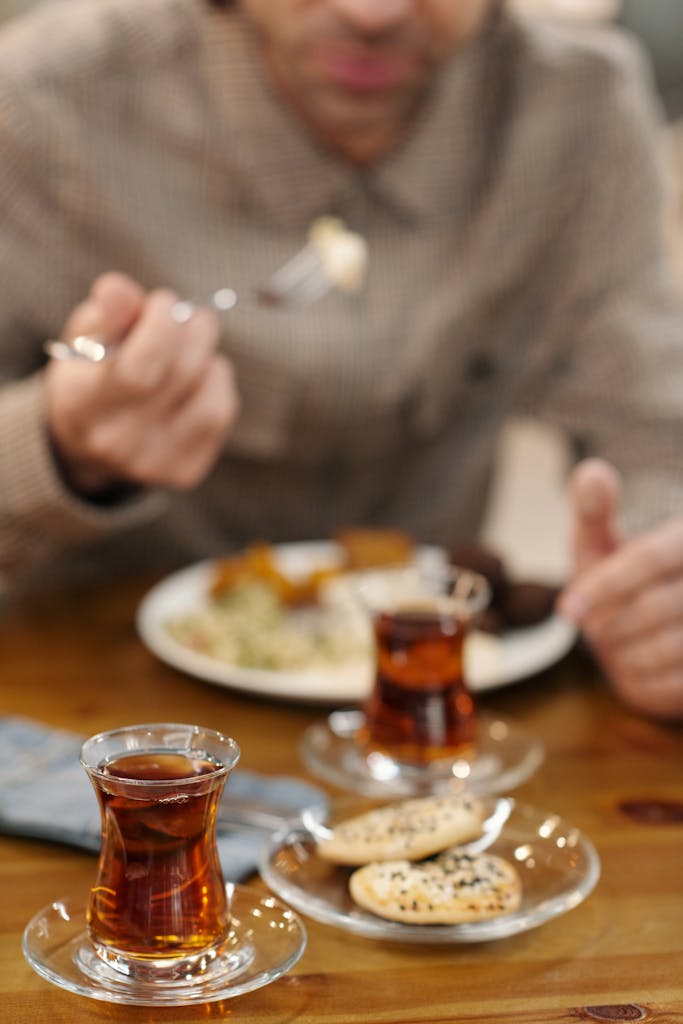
left=259, top=792, right=601, bottom=943
left=136, top=532, right=577, bottom=705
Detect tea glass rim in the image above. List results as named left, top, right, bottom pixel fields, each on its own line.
left=351, top=563, right=491, bottom=622
left=80, top=721, right=240, bottom=787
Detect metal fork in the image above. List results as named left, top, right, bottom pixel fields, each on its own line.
left=43, top=219, right=367, bottom=364
left=43, top=285, right=238, bottom=364
left=216, top=795, right=308, bottom=833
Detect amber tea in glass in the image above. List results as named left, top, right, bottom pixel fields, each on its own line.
left=80, top=723, right=240, bottom=981
left=358, top=566, right=490, bottom=765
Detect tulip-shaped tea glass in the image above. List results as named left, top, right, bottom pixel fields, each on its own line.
left=80, top=723, right=240, bottom=984
left=356, top=565, right=490, bottom=765
left=300, top=564, right=546, bottom=796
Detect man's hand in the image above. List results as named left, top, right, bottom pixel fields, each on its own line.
left=558, top=458, right=683, bottom=720
left=46, top=272, right=240, bottom=495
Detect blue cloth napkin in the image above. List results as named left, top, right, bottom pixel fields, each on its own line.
left=0, top=716, right=323, bottom=881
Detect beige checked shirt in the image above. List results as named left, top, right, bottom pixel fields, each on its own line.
left=0, top=0, right=681, bottom=589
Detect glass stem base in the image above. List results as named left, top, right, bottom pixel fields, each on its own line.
left=88, top=935, right=232, bottom=984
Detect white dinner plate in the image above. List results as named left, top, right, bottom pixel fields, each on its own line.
left=136, top=542, right=576, bottom=706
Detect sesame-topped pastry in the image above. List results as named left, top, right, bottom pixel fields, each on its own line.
left=348, top=850, right=522, bottom=924
left=315, top=794, right=485, bottom=866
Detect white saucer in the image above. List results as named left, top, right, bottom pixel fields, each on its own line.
left=299, top=709, right=544, bottom=797
left=22, top=883, right=306, bottom=1006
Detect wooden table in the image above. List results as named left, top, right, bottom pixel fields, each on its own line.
left=1, top=576, right=682, bottom=1024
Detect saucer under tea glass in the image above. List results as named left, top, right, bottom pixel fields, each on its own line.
left=22, top=722, right=306, bottom=1005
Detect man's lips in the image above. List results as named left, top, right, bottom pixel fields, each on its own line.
left=313, top=46, right=417, bottom=93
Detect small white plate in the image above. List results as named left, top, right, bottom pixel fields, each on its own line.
left=136, top=543, right=576, bottom=706
left=260, top=797, right=601, bottom=944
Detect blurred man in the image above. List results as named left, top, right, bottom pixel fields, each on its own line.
left=0, top=0, right=681, bottom=718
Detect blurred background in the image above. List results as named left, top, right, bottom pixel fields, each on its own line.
left=492, top=1, right=683, bottom=578
left=0, top=0, right=680, bottom=581
left=512, top=0, right=683, bottom=115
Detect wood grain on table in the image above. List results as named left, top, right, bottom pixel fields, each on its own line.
left=1, top=577, right=682, bottom=1024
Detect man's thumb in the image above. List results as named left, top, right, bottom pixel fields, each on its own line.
left=569, top=458, right=622, bottom=576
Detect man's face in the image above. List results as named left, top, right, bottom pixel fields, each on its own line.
left=238, top=0, right=495, bottom=162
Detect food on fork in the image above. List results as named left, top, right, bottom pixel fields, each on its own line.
left=315, top=794, right=485, bottom=865
left=348, top=849, right=522, bottom=925
left=308, top=216, right=368, bottom=294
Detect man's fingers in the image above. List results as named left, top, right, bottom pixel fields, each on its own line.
left=559, top=519, right=683, bottom=624
left=84, top=355, right=239, bottom=488
left=586, top=574, right=683, bottom=646
left=61, top=271, right=146, bottom=344
left=112, top=292, right=220, bottom=396
left=155, top=356, right=240, bottom=487
left=603, top=665, right=683, bottom=721
left=569, top=458, right=622, bottom=575
left=611, top=622, right=683, bottom=679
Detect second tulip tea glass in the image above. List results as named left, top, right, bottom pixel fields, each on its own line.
left=300, top=564, right=545, bottom=796
left=357, top=565, right=490, bottom=765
